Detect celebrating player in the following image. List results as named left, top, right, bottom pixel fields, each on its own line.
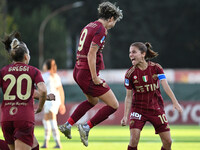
left=0, top=32, right=47, bottom=150
left=59, top=1, right=123, bottom=147
left=121, top=42, right=183, bottom=150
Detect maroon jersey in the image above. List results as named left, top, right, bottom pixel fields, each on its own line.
left=124, top=61, right=165, bottom=112
left=0, top=62, right=44, bottom=123
left=75, top=20, right=107, bottom=71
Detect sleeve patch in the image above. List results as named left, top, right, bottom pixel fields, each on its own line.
left=125, top=78, right=129, bottom=86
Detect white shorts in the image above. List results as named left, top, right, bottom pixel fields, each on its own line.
left=44, top=101, right=60, bottom=114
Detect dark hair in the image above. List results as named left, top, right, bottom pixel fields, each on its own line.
left=130, top=42, right=158, bottom=60
left=98, top=1, right=123, bottom=21
left=44, top=59, right=55, bottom=70
left=2, top=31, right=28, bottom=62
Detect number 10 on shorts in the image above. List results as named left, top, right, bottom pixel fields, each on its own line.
left=158, top=114, right=168, bottom=124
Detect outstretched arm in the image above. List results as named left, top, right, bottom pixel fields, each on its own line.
left=161, top=79, right=183, bottom=113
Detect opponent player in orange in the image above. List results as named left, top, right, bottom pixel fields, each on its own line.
left=121, top=42, right=183, bottom=150
left=59, top=1, right=123, bottom=147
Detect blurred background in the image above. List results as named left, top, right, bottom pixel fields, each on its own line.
left=0, top=0, right=200, bottom=125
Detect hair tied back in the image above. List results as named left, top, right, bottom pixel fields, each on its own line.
left=10, top=38, right=20, bottom=50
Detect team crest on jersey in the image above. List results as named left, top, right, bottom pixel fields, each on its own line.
left=134, top=75, right=137, bottom=79
left=9, top=106, right=18, bottom=115
left=142, top=75, right=148, bottom=82
left=100, top=36, right=105, bottom=43
left=152, top=74, right=158, bottom=80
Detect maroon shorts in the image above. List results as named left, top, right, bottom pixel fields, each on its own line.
left=1, top=121, right=34, bottom=147
left=129, top=109, right=170, bottom=134
left=73, top=67, right=110, bottom=97
left=0, top=139, right=9, bottom=150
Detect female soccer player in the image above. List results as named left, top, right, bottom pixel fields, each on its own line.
left=0, top=32, right=47, bottom=150
left=59, top=1, right=123, bottom=147
left=121, top=42, right=183, bottom=150
left=41, top=59, right=66, bottom=149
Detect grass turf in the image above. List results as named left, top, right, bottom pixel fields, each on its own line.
left=1, top=125, right=200, bottom=150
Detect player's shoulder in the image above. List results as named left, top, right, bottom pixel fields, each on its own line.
left=125, top=65, right=135, bottom=78
left=148, top=61, right=163, bottom=69
left=1, top=64, right=12, bottom=71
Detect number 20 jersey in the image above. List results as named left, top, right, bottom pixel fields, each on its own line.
left=75, top=20, right=107, bottom=71
left=0, top=62, right=44, bottom=123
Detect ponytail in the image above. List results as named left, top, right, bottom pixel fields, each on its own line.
left=2, top=31, right=28, bottom=62
left=145, top=42, right=158, bottom=60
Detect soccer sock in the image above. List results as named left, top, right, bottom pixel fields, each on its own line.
left=89, top=105, right=117, bottom=127
left=161, top=147, right=166, bottom=150
left=128, top=145, right=137, bottom=150
left=50, top=119, right=60, bottom=143
left=69, top=100, right=94, bottom=125
left=32, top=144, right=39, bottom=150
left=42, top=120, right=51, bottom=142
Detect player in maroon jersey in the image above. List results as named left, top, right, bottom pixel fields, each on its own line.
left=121, top=42, right=183, bottom=150
left=0, top=32, right=47, bottom=150
left=59, top=1, right=123, bottom=147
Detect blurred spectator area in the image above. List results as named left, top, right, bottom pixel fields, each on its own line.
left=49, top=69, right=200, bottom=102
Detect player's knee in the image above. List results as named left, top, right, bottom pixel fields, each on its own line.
left=163, top=138, right=172, bottom=148
left=112, top=101, right=119, bottom=109
left=129, top=135, right=139, bottom=147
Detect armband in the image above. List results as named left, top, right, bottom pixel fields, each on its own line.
left=158, top=74, right=166, bottom=80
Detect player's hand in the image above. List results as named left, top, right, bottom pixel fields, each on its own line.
left=173, top=102, right=183, bottom=114
left=59, top=104, right=66, bottom=115
left=121, top=117, right=128, bottom=126
left=92, top=76, right=103, bottom=85
left=35, top=107, right=43, bottom=114
left=47, top=93, right=55, bottom=101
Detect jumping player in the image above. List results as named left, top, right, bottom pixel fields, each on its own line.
left=0, top=32, right=47, bottom=150
left=121, top=42, right=183, bottom=150
left=59, top=1, right=123, bottom=147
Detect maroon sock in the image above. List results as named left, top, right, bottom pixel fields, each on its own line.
left=89, top=105, right=117, bottom=127
left=161, top=147, right=166, bottom=150
left=32, top=144, right=39, bottom=150
left=70, top=100, right=94, bottom=124
left=128, top=145, right=137, bottom=150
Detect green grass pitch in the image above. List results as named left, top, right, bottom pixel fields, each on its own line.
left=1, top=125, right=200, bottom=150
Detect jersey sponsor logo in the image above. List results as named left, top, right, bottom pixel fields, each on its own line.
left=142, top=75, right=148, bottom=82
left=125, top=78, right=129, bottom=86
left=135, top=83, right=159, bottom=92
left=133, top=80, right=138, bottom=84
left=130, top=112, right=142, bottom=120
left=100, top=36, right=105, bottom=43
